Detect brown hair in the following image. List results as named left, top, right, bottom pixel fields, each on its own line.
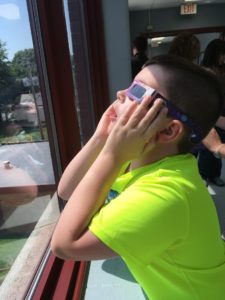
left=144, top=54, right=224, bottom=152
left=168, top=32, right=200, bottom=62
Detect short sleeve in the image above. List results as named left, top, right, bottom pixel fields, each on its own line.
left=89, top=177, right=188, bottom=264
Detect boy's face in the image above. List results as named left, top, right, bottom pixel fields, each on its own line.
left=111, top=66, right=166, bottom=125
left=111, top=65, right=202, bottom=143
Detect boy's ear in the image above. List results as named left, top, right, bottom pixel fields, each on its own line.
left=157, top=120, right=184, bottom=143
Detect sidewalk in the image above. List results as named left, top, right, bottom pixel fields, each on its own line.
left=0, top=142, right=55, bottom=187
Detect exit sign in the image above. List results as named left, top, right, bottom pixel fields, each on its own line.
left=180, top=3, right=197, bottom=15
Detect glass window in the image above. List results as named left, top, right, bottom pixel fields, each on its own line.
left=63, top=0, right=97, bottom=145
left=0, top=0, right=59, bottom=297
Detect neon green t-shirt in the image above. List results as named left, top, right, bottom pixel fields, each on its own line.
left=89, top=154, right=225, bottom=300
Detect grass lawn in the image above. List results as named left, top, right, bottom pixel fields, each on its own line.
left=0, top=238, right=27, bottom=284
left=0, top=125, right=48, bottom=144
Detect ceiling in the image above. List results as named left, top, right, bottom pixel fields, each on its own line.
left=128, top=0, right=225, bottom=10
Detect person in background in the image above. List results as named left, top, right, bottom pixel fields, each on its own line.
left=51, top=55, right=225, bottom=300
left=219, top=31, right=225, bottom=41
left=198, top=39, right=225, bottom=186
left=131, top=35, right=148, bottom=79
left=203, top=128, right=225, bottom=158
left=168, top=32, right=201, bottom=159
left=169, top=34, right=225, bottom=186
left=168, top=31, right=200, bottom=62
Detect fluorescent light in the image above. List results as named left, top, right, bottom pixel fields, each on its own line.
left=148, top=36, right=175, bottom=48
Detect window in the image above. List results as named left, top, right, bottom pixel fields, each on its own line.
left=0, top=1, right=60, bottom=297
left=0, top=0, right=110, bottom=298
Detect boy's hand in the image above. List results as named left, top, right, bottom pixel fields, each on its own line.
left=101, top=96, right=168, bottom=163
left=93, top=103, right=117, bottom=141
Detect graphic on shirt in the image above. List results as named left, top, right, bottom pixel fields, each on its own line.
left=106, top=189, right=119, bottom=203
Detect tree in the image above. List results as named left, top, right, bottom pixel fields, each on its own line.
left=10, top=48, right=44, bottom=139
left=11, top=48, right=37, bottom=78
left=0, top=40, right=8, bottom=61
left=0, top=40, right=15, bottom=124
left=0, top=40, right=13, bottom=92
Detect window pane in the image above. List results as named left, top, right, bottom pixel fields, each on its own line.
left=0, top=0, right=59, bottom=297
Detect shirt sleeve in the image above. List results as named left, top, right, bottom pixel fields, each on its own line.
left=89, top=175, right=188, bottom=264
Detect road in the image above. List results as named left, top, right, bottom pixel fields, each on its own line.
left=0, top=141, right=55, bottom=187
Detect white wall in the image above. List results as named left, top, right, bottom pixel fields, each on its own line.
left=130, top=4, right=225, bottom=59
left=130, top=4, right=225, bottom=41
left=101, top=0, right=132, bottom=102
left=101, top=2, right=225, bottom=101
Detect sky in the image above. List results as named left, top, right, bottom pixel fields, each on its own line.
left=0, top=0, right=33, bottom=61
left=0, top=0, right=73, bottom=61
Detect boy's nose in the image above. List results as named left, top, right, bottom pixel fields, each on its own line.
left=116, top=90, right=126, bottom=103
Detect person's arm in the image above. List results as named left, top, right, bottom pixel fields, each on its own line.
left=202, top=128, right=225, bottom=158
left=215, top=116, right=225, bottom=130
left=57, top=103, right=116, bottom=200
left=51, top=97, right=168, bottom=261
left=57, top=136, right=104, bottom=200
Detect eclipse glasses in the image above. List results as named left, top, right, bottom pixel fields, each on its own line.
left=126, top=80, right=202, bottom=144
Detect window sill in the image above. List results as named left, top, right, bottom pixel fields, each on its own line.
left=0, top=193, right=59, bottom=299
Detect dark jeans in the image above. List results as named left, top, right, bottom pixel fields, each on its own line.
left=198, top=127, right=225, bottom=179
left=198, top=148, right=222, bottom=179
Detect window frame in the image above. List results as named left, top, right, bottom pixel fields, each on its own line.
left=24, top=0, right=110, bottom=298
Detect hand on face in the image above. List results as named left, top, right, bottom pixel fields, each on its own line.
left=93, top=103, right=118, bottom=141
left=93, top=89, right=129, bottom=141
left=101, top=95, right=169, bottom=163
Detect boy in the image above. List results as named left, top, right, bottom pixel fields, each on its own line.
left=51, top=55, right=225, bottom=300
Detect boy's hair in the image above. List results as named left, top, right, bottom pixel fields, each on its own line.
left=168, top=32, right=200, bottom=62
left=144, top=55, right=224, bottom=153
left=132, top=36, right=147, bottom=53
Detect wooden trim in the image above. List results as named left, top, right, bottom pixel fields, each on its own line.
left=24, top=0, right=110, bottom=299
left=68, top=0, right=110, bottom=143
left=28, top=254, right=64, bottom=299
left=83, top=0, right=110, bottom=122
left=52, top=260, right=76, bottom=299
left=144, top=26, right=225, bottom=38
left=34, top=0, right=81, bottom=170
left=27, top=2, right=61, bottom=183
left=67, top=0, right=96, bottom=143
left=29, top=253, right=88, bottom=300
left=72, top=262, right=88, bottom=300
left=0, top=184, right=56, bottom=195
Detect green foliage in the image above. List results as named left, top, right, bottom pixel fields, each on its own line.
left=0, top=40, right=16, bottom=109
left=0, top=127, right=48, bottom=144
left=0, top=238, right=27, bottom=284
left=0, top=81, right=22, bottom=106
left=0, top=41, right=40, bottom=129
left=0, top=40, right=13, bottom=91
left=0, top=40, right=8, bottom=61
left=0, top=44, right=37, bottom=108
left=11, top=48, right=37, bottom=78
